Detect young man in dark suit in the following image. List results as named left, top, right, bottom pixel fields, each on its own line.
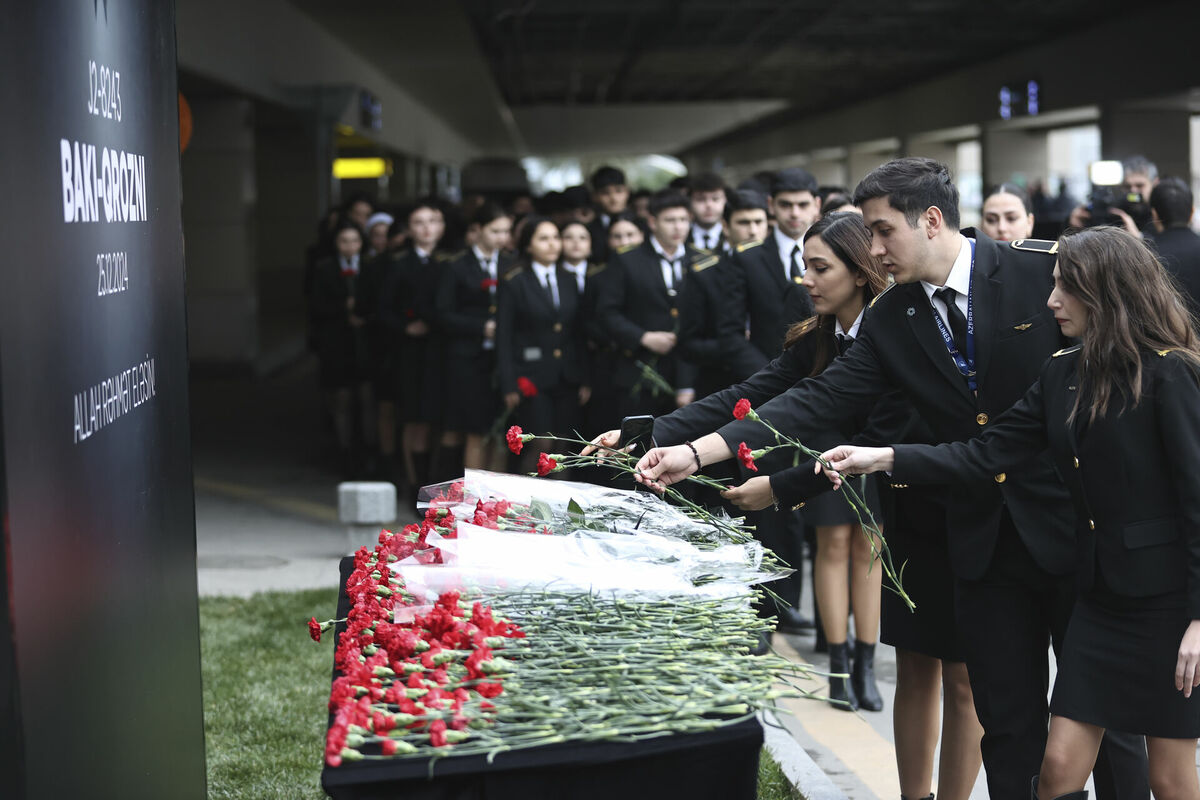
left=678, top=189, right=773, bottom=399
left=596, top=189, right=700, bottom=418
left=587, top=165, right=630, bottom=264
left=721, top=167, right=820, bottom=372
left=689, top=173, right=730, bottom=254
left=636, top=158, right=1148, bottom=800
left=1148, top=177, right=1200, bottom=319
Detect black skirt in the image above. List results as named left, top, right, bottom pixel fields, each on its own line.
left=444, top=349, right=499, bottom=434
left=879, top=485, right=964, bottom=662
left=802, top=473, right=882, bottom=527
left=517, top=383, right=582, bottom=440
left=1051, top=588, right=1199, bottom=738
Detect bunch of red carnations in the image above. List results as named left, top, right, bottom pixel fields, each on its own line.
left=312, top=523, right=525, bottom=767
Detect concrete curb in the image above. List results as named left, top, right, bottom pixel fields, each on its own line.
left=760, top=711, right=847, bottom=800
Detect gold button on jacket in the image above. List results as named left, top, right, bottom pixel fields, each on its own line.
left=976, top=413, right=989, bottom=425
left=994, top=473, right=1006, bottom=483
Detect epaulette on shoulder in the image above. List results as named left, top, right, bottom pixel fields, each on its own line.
left=503, top=265, right=525, bottom=281
left=1052, top=344, right=1082, bottom=358
left=435, top=250, right=463, bottom=263
left=736, top=238, right=763, bottom=253
left=1011, top=238, right=1058, bottom=255
left=615, top=243, right=639, bottom=255
left=868, top=281, right=897, bottom=308
left=691, top=254, right=720, bottom=273
left=586, top=262, right=607, bottom=277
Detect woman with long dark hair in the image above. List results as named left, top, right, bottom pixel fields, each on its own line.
left=822, top=226, right=1200, bottom=800
left=496, top=217, right=589, bottom=471
left=721, top=212, right=888, bottom=710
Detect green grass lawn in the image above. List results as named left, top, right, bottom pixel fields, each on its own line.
left=200, top=589, right=801, bottom=800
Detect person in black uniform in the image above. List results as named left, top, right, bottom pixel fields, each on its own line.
left=497, top=217, right=589, bottom=472
left=1148, top=178, right=1200, bottom=320
left=587, top=166, right=630, bottom=264
left=309, top=220, right=373, bottom=474
left=719, top=212, right=888, bottom=712
left=434, top=202, right=513, bottom=473
left=378, top=199, right=445, bottom=495
left=678, top=191, right=769, bottom=400
left=719, top=167, right=821, bottom=374
left=689, top=172, right=730, bottom=254
left=727, top=211, right=983, bottom=793
left=821, top=226, right=1200, bottom=800
left=597, top=190, right=700, bottom=418
left=634, top=158, right=1148, bottom=800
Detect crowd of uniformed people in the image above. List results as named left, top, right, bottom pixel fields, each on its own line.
left=306, top=154, right=1200, bottom=800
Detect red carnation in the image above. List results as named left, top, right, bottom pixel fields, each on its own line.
left=308, top=617, right=323, bottom=642
left=480, top=278, right=498, bottom=291
left=732, top=398, right=752, bottom=420
left=537, top=453, right=559, bottom=477
left=737, top=442, right=758, bottom=472
left=506, top=425, right=526, bottom=454
left=517, top=376, right=538, bottom=397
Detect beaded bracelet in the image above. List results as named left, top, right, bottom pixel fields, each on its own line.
left=683, top=440, right=702, bottom=473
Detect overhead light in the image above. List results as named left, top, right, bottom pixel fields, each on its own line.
left=333, top=157, right=391, bottom=180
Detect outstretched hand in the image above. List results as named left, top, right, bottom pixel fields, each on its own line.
left=721, top=476, right=774, bottom=511
left=634, top=445, right=698, bottom=492
left=815, top=445, right=896, bottom=488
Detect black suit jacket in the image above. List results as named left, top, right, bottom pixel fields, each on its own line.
left=596, top=240, right=700, bottom=390
left=1151, top=226, right=1200, bottom=320
left=434, top=250, right=515, bottom=359
left=719, top=229, right=1074, bottom=580
left=496, top=264, right=587, bottom=394
left=893, top=348, right=1200, bottom=616
left=677, top=255, right=765, bottom=398
left=719, top=238, right=815, bottom=372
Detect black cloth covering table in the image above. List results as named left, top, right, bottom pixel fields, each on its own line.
left=321, top=557, right=764, bottom=800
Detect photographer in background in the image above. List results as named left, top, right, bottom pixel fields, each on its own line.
left=1149, top=177, right=1200, bottom=319
left=1069, top=155, right=1158, bottom=237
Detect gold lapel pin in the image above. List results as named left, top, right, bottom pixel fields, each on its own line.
left=1013, top=323, right=1033, bottom=331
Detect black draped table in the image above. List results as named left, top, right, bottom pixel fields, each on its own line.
left=320, top=557, right=764, bottom=800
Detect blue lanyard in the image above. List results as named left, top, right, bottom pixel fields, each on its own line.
left=930, top=240, right=977, bottom=392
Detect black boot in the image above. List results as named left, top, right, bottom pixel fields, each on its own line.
left=411, top=451, right=431, bottom=495
left=852, top=640, right=884, bottom=711
left=827, top=642, right=858, bottom=711
left=1031, top=776, right=1088, bottom=800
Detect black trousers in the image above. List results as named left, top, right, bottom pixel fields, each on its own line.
left=955, top=511, right=1149, bottom=800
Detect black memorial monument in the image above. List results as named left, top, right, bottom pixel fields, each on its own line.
left=0, top=1, right=206, bottom=797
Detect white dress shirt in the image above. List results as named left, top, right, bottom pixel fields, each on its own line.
left=920, top=235, right=974, bottom=331
left=692, top=223, right=723, bottom=251
left=563, top=261, right=588, bottom=294
left=774, top=227, right=804, bottom=281
left=531, top=261, right=559, bottom=309
left=650, top=237, right=685, bottom=291
left=834, top=307, right=865, bottom=340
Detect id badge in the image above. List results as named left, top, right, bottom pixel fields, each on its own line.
left=523, top=347, right=543, bottom=362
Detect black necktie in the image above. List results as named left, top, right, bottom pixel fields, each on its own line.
left=541, top=271, right=559, bottom=309
left=836, top=333, right=854, bottom=356
left=934, top=287, right=968, bottom=354
left=790, top=245, right=802, bottom=281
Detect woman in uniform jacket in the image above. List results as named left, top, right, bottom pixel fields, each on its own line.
left=497, top=217, right=589, bottom=472
left=434, top=202, right=513, bottom=472
left=822, top=226, right=1200, bottom=800
left=309, top=220, right=373, bottom=473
